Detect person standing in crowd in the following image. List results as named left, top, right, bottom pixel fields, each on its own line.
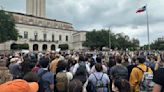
left=28, top=53, right=37, bottom=69
left=55, top=60, right=73, bottom=92
left=9, top=58, right=22, bottom=79
left=127, top=56, right=137, bottom=80
left=112, top=78, right=131, bottom=92
left=88, top=63, right=110, bottom=92
left=68, top=57, right=77, bottom=74
left=153, top=56, right=164, bottom=92
left=91, top=56, right=108, bottom=73
left=37, top=58, right=54, bottom=92
left=108, top=56, right=116, bottom=92
left=23, top=72, right=39, bottom=92
left=49, top=54, right=60, bottom=74
left=0, top=79, right=37, bottom=92
left=72, top=54, right=90, bottom=76
left=110, top=55, right=128, bottom=80
left=0, top=58, right=12, bottom=84
left=21, top=55, right=31, bottom=77
left=130, top=55, right=153, bottom=92
left=68, top=79, right=83, bottom=92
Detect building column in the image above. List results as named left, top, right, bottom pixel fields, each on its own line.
left=47, top=44, right=51, bottom=51
left=29, top=43, right=33, bottom=51
left=40, top=0, right=45, bottom=17
left=39, top=43, right=43, bottom=51
left=33, top=0, right=37, bottom=16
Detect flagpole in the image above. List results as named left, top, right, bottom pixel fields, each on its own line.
left=146, top=4, right=150, bottom=50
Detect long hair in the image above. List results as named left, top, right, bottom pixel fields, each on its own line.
left=113, top=78, right=131, bottom=92
left=68, top=79, right=83, bottom=92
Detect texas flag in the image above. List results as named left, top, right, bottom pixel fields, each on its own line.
left=136, top=6, right=146, bottom=13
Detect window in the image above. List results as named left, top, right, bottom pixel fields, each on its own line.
left=34, top=32, right=38, bottom=40
left=24, top=31, right=28, bottom=39
left=59, top=35, right=62, bottom=41
left=43, top=33, right=47, bottom=41
left=52, top=34, right=55, bottom=41
left=66, top=35, right=68, bottom=41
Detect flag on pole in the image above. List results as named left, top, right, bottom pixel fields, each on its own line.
left=136, top=6, right=146, bottom=13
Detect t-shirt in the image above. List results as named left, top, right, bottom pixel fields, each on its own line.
left=9, top=63, right=22, bottom=79
left=110, top=64, right=128, bottom=80
left=37, top=68, right=54, bottom=92
left=127, top=65, right=137, bottom=80
left=153, top=68, right=164, bottom=92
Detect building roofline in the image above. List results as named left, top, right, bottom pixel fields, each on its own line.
left=6, top=11, right=72, bottom=25
left=16, top=23, right=75, bottom=31
left=73, top=31, right=87, bottom=35
left=78, top=30, right=88, bottom=32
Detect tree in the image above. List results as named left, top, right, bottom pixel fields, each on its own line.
left=0, top=10, right=18, bottom=43
left=59, top=44, right=69, bottom=50
left=83, top=29, right=110, bottom=50
left=150, top=38, right=164, bottom=50
left=10, top=43, right=29, bottom=50
left=83, top=29, right=140, bottom=50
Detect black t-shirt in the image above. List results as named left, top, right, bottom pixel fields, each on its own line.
left=110, top=65, right=128, bottom=80
left=127, top=65, right=137, bottom=80
left=153, top=68, right=164, bottom=92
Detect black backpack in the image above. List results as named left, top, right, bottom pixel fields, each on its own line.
left=38, top=70, right=48, bottom=92
left=86, top=81, right=96, bottom=92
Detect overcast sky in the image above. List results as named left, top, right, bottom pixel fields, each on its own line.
left=0, top=0, right=164, bottom=46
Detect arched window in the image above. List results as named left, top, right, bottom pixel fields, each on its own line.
left=51, top=44, right=56, bottom=50
left=42, top=44, right=47, bottom=51
left=33, top=44, right=39, bottom=51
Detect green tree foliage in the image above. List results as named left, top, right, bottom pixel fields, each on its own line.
left=150, top=38, right=164, bottom=50
left=83, top=29, right=109, bottom=49
left=83, top=29, right=140, bottom=50
left=0, top=10, right=18, bottom=43
left=59, top=44, right=69, bottom=50
left=10, top=43, right=29, bottom=50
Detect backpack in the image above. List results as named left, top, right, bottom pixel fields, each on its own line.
left=136, top=67, right=154, bottom=92
left=75, top=62, right=87, bottom=76
left=38, top=70, right=49, bottom=92
left=86, top=80, right=96, bottom=92
left=56, top=72, right=68, bottom=92
left=93, top=73, right=107, bottom=92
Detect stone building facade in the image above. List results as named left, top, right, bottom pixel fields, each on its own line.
left=0, top=12, right=86, bottom=51
left=0, top=0, right=87, bottom=51
left=72, top=31, right=86, bottom=50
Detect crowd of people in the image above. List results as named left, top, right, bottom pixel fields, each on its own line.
left=0, top=50, right=164, bottom=92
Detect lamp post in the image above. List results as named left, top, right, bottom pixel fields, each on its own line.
left=108, top=27, right=111, bottom=50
